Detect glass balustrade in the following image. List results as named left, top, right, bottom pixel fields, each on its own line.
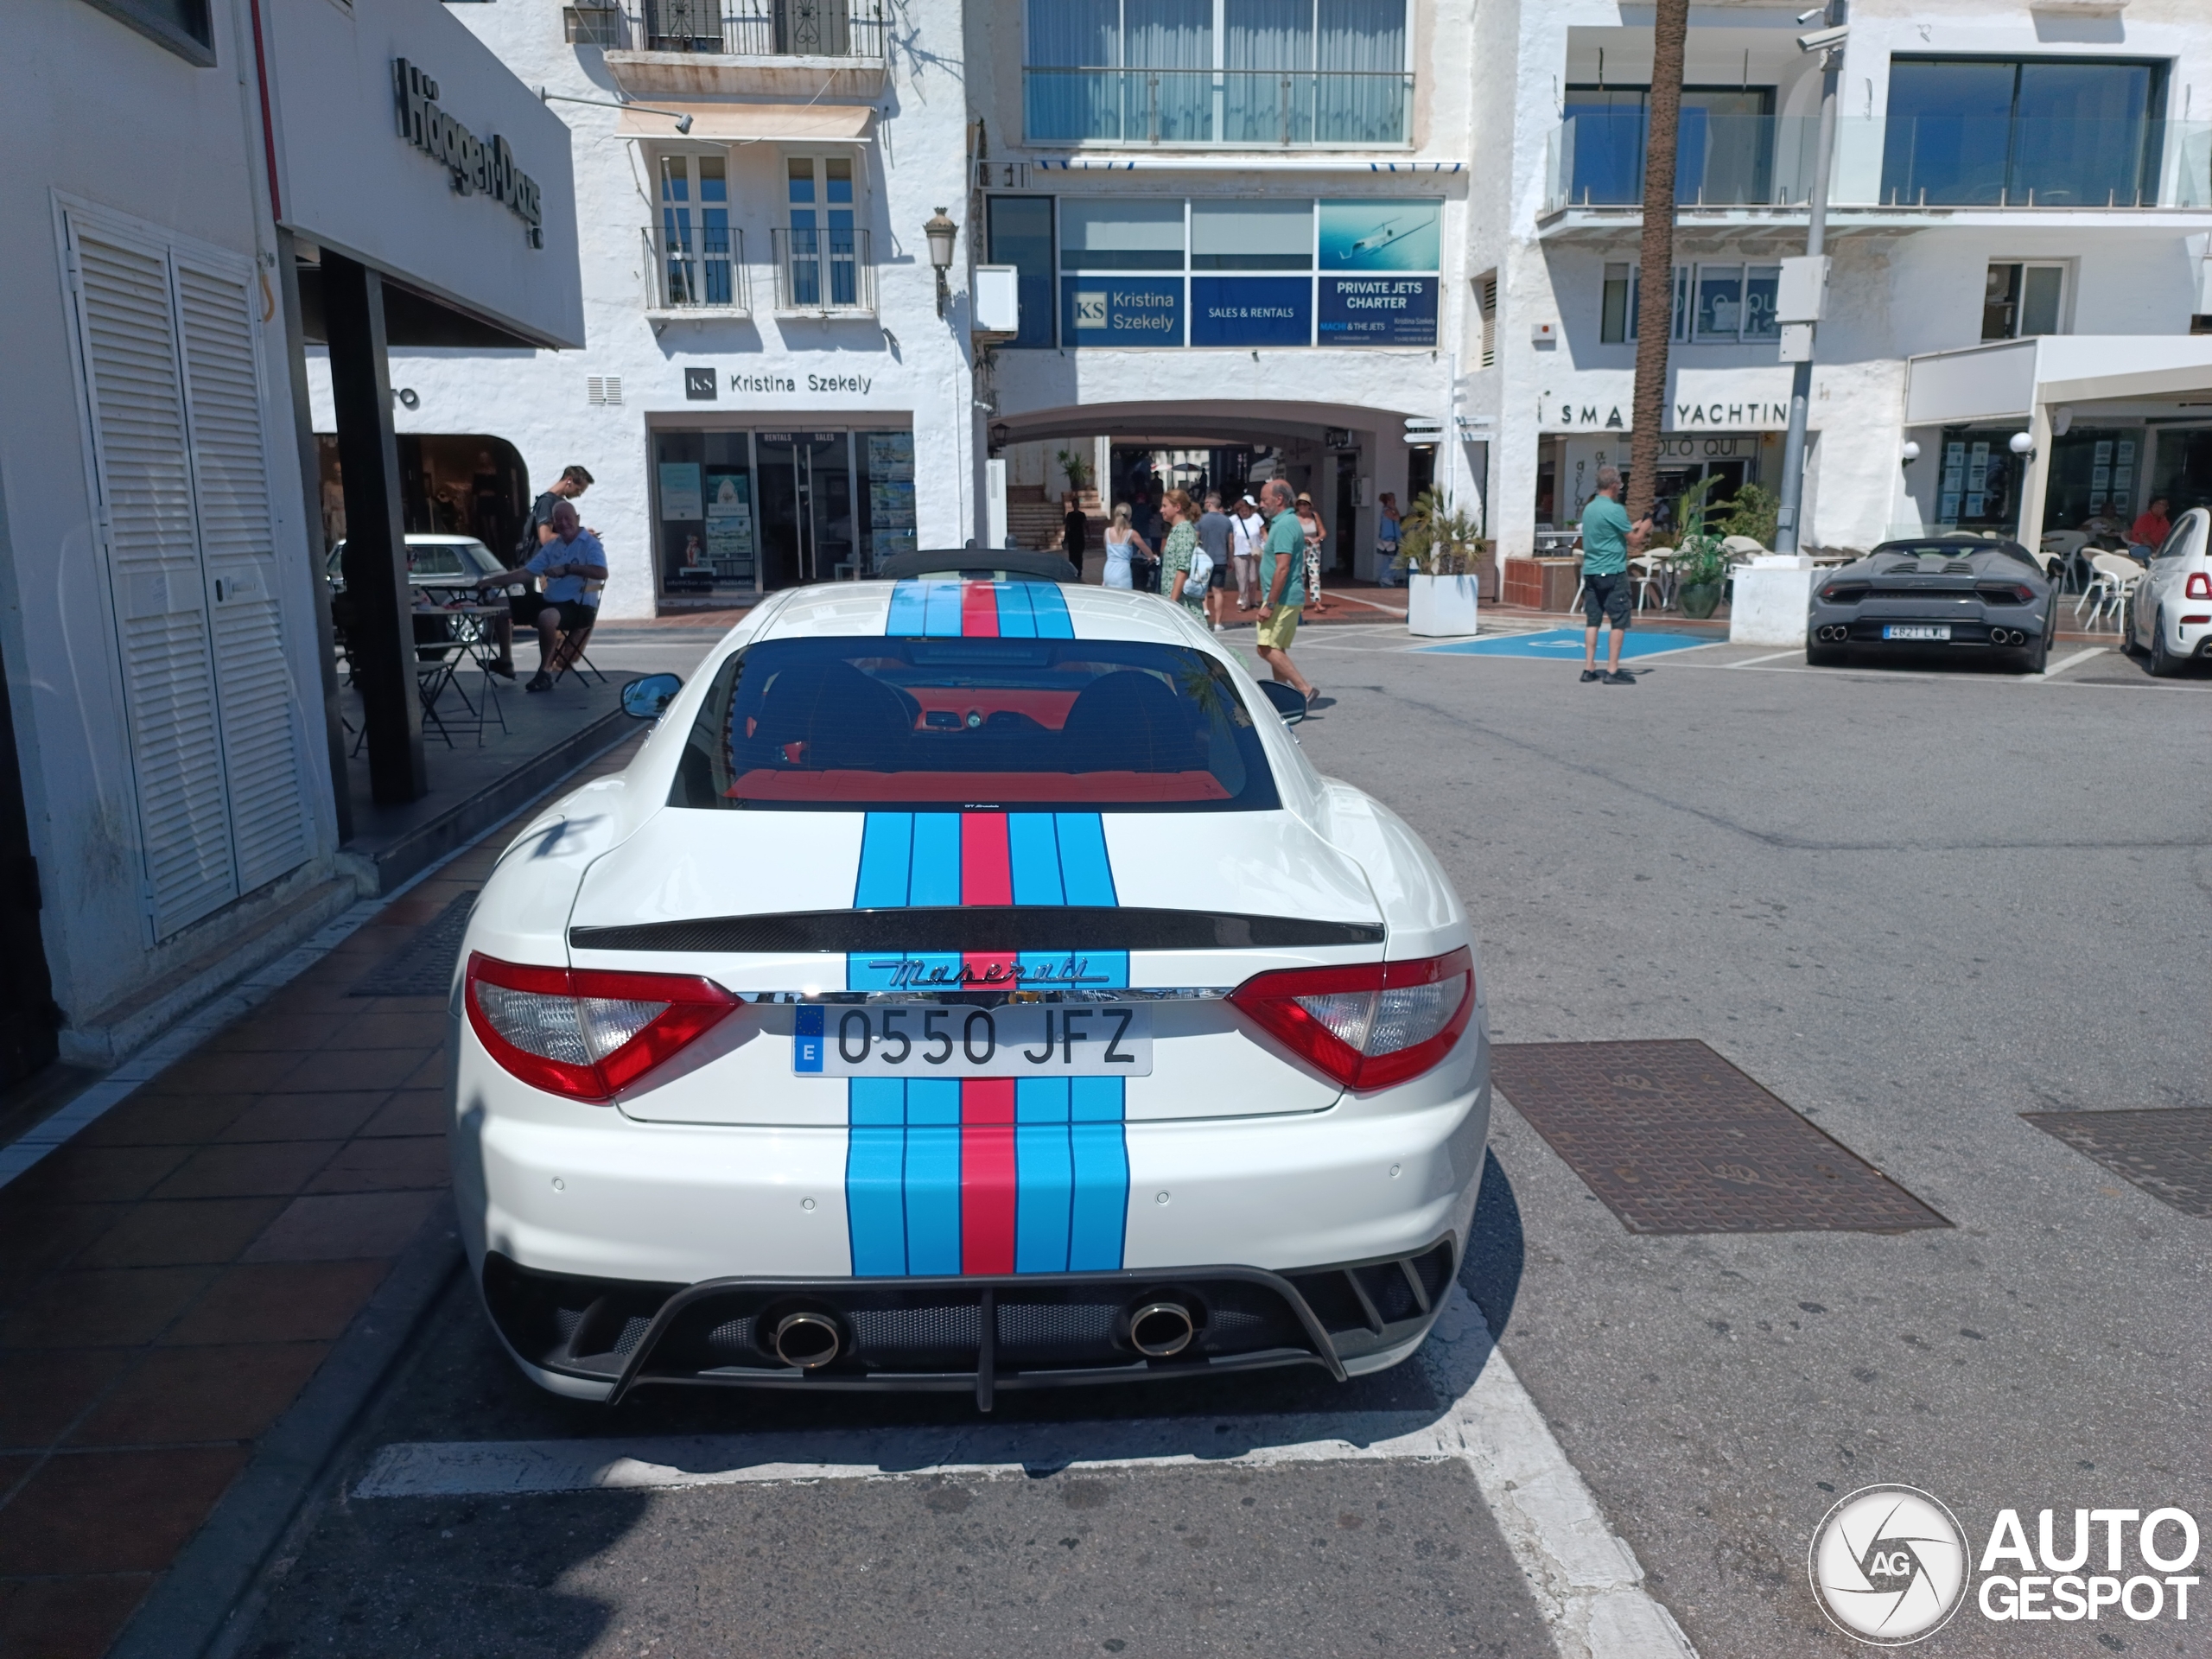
left=1023, top=68, right=1411, bottom=147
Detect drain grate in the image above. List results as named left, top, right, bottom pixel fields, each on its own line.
left=351, top=891, right=478, bottom=997
left=2021, top=1108, right=2212, bottom=1219
left=1491, top=1040, right=1949, bottom=1236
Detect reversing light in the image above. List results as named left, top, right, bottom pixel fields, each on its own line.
left=464, top=953, right=738, bottom=1103
left=1227, top=948, right=1475, bottom=1092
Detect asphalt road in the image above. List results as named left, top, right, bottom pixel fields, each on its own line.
left=236, top=622, right=2210, bottom=1659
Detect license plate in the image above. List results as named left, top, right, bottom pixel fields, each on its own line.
left=793, top=1003, right=1152, bottom=1077
left=1883, top=624, right=1951, bottom=641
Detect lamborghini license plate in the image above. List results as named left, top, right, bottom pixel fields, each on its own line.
left=1883, top=624, right=1951, bottom=641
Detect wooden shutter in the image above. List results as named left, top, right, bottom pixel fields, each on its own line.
left=65, top=220, right=238, bottom=937
left=175, top=257, right=312, bottom=892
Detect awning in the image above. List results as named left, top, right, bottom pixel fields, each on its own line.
left=615, top=103, right=875, bottom=143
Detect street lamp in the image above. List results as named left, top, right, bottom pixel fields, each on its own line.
left=925, top=207, right=957, bottom=317
left=988, top=422, right=1010, bottom=453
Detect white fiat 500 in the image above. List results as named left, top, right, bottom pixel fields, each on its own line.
left=449, top=572, right=1491, bottom=1407
left=2124, top=505, right=2212, bottom=676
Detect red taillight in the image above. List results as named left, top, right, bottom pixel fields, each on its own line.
left=463, top=952, right=738, bottom=1103
left=2187, top=572, right=2212, bottom=600
left=1227, top=947, right=1476, bottom=1092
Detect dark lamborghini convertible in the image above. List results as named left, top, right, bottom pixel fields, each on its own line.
left=1806, top=536, right=2057, bottom=672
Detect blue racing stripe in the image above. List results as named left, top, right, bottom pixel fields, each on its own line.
left=1029, top=583, right=1074, bottom=639
left=1068, top=1077, right=1128, bottom=1271
left=922, top=581, right=965, bottom=637
left=1053, top=813, right=1118, bottom=906
left=1006, top=814, right=1063, bottom=906
left=847, top=1079, right=907, bottom=1275
left=909, top=812, right=960, bottom=906
left=885, top=580, right=929, bottom=637
left=855, top=812, right=913, bottom=909
left=1014, top=1078, right=1073, bottom=1273
left=994, top=582, right=1037, bottom=639
left=904, top=1078, right=963, bottom=1273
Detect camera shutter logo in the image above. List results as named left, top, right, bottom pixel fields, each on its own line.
left=1808, top=1485, right=1970, bottom=1644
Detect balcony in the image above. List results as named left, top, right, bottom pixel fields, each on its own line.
left=569, top=0, right=887, bottom=99
left=769, top=226, right=873, bottom=316
left=644, top=225, right=748, bottom=320
left=1022, top=68, right=1411, bottom=149
left=1541, top=113, right=2212, bottom=226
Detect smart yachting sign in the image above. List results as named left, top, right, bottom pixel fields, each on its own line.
left=1807, top=1484, right=2201, bottom=1644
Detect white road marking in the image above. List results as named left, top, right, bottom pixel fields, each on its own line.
left=2034, top=646, right=2106, bottom=681
left=1726, top=649, right=1802, bottom=669
left=353, top=1288, right=1694, bottom=1659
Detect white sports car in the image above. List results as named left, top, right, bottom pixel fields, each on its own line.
left=448, top=574, right=1491, bottom=1407
left=2123, top=505, right=2212, bottom=675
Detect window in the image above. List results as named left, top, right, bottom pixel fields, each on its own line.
left=1622, top=265, right=1692, bottom=342
left=1477, top=269, right=1497, bottom=366
left=671, top=634, right=1281, bottom=812
left=1981, top=262, right=2064, bottom=340
left=1023, top=0, right=1409, bottom=146
left=1560, top=86, right=1776, bottom=207
left=658, top=154, right=734, bottom=307
left=986, top=197, right=1057, bottom=349
left=788, top=156, right=858, bottom=308
left=1600, top=263, right=1630, bottom=343
left=78, top=0, right=214, bottom=65
left=1192, top=200, right=1313, bottom=270
left=1882, top=58, right=2165, bottom=207
left=1059, top=198, right=1186, bottom=270
left=1616, top=263, right=1772, bottom=344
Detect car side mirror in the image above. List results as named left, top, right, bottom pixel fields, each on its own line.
left=621, top=673, right=682, bottom=720
left=1257, top=680, right=1307, bottom=725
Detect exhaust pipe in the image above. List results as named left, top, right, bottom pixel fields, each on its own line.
left=772, top=1310, right=842, bottom=1370
left=1128, top=1300, right=1198, bottom=1358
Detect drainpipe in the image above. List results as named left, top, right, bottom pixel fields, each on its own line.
left=1774, top=0, right=1846, bottom=554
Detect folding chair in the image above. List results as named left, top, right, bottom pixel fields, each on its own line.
left=544, top=613, right=607, bottom=687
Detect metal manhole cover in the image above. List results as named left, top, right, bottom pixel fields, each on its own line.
left=1490, top=1040, right=1949, bottom=1236
left=2020, top=1108, right=2212, bottom=1218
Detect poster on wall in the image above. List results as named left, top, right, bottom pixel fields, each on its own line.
left=1060, top=278, right=1185, bottom=346
left=864, top=430, right=917, bottom=566
left=1190, top=277, right=1312, bottom=347
left=703, top=471, right=753, bottom=572
left=658, top=462, right=703, bottom=520
left=1319, top=200, right=1442, bottom=272
left=1319, top=276, right=1438, bottom=346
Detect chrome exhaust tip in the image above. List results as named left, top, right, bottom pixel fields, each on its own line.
left=1128, top=1300, right=1198, bottom=1358
left=772, top=1310, right=842, bottom=1370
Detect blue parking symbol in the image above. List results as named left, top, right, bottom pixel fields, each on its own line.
left=793, top=1005, right=824, bottom=1073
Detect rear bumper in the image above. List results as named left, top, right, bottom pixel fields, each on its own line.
left=1808, top=611, right=2043, bottom=647
left=480, top=1236, right=1460, bottom=1406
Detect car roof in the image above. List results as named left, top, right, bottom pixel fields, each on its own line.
left=757, top=579, right=1202, bottom=647
left=873, top=548, right=1075, bottom=583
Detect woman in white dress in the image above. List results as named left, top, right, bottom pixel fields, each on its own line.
left=1101, top=502, right=1153, bottom=589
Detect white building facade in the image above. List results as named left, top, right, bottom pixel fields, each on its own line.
left=1470, top=0, right=2212, bottom=557
left=372, top=0, right=981, bottom=616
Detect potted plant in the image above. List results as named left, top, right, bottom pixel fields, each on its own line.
left=1054, top=447, right=1094, bottom=501
left=1399, top=490, right=1487, bottom=636
left=1660, top=475, right=1729, bottom=619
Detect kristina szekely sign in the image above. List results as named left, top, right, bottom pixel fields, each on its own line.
left=392, top=60, right=543, bottom=248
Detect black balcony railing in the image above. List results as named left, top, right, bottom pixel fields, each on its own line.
left=568, top=0, right=887, bottom=57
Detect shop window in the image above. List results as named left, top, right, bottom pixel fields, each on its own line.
left=1981, top=262, right=2065, bottom=340
left=986, top=196, right=1056, bottom=349
left=788, top=156, right=858, bottom=307
left=656, top=431, right=758, bottom=600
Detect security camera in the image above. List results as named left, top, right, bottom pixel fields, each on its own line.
left=1797, top=22, right=1849, bottom=53
left=1795, top=5, right=1824, bottom=20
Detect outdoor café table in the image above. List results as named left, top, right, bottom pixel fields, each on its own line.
left=421, top=601, right=511, bottom=740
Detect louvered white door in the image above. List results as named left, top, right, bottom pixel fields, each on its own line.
left=175, top=257, right=312, bottom=892
left=67, top=222, right=238, bottom=938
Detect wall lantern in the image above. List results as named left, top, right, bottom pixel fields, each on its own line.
left=925, top=207, right=958, bottom=317
left=1899, top=441, right=1919, bottom=464
left=2007, top=431, right=2036, bottom=462
left=988, top=422, right=1010, bottom=452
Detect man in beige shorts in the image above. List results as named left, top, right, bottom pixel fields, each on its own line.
left=1255, top=479, right=1315, bottom=701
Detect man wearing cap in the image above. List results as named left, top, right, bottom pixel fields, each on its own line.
left=1229, top=493, right=1266, bottom=611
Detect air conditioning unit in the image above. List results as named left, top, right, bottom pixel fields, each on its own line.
left=971, top=264, right=1020, bottom=339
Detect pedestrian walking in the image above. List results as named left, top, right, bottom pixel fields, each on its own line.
left=474, top=502, right=607, bottom=691
left=1577, top=464, right=1649, bottom=685
left=1102, top=503, right=1152, bottom=590
left=1230, top=494, right=1265, bottom=610
left=1061, top=491, right=1089, bottom=577
left=1195, top=491, right=1233, bottom=632
left=1255, top=479, right=1316, bottom=702
left=1160, top=490, right=1210, bottom=627
left=1295, top=493, right=1326, bottom=607
left=1376, top=492, right=1403, bottom=585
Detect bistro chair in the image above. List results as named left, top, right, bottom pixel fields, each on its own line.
left=2076, top=551, right=2141, bottom=632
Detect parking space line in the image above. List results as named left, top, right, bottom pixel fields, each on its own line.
left=353, top=1288, right=1695, bottom=1659
left=1726, top=649, right=1802, bottom=669
left=2035, top=646, right=2106, bottom=681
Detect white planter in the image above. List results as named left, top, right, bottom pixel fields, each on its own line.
left=1728, top=555, right=1815, bottom=646
left=1408, top=572, right=1480, bottom=636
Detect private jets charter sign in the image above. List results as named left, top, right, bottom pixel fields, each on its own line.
left=1808, top=1485, right=2201, bottom=1644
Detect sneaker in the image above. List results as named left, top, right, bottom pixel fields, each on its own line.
left=1212, top=623, right=1226, bottom=632
left=525, top=672, right=553, bottom=693
left=1580, top=668, right=1603, bottom=683
left=1604, top=669, right=1636, bottom=685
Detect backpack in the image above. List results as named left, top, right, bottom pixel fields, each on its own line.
left=1184, top=543, right=1213, bottom=594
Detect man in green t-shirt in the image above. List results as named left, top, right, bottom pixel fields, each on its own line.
left=1254, top=479, right=1316, bottom=702
left=1577, top=465, right=1649, bottom=684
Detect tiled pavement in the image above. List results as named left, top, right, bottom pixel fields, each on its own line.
left=0, top=735, right=643, bottom=1659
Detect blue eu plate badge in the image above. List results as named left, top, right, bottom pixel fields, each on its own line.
left=793, top=1005, right=825, bottom=1073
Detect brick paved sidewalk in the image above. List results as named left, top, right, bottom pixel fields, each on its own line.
left=0, top=737, right=642, bottom=1659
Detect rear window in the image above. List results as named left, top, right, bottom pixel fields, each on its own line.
left=670, top=635, right=1280, bottom=813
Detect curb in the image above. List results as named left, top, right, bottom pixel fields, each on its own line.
left=106, top=1210, right=465, bottom=1659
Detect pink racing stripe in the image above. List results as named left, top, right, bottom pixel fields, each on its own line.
left=960, top=811, right=1013, bottom=906
left=960, top=1078, right=1018, bottom=1274
left=961, top=581, right=1001, bottom=638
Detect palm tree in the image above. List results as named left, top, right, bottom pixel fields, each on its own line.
left=1627, top=0, right=1690, bottom=524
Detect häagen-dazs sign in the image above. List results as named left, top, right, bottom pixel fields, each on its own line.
left=393, top=59, right=543, bottom=247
